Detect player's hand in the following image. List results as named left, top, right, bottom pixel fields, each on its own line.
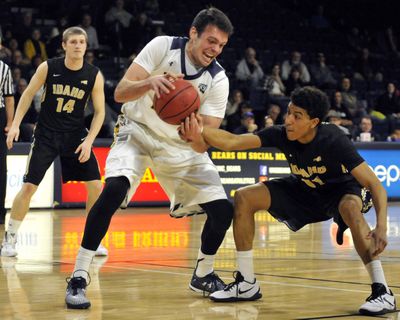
left=6, top=125, right=20, bottom=150
left=366, top=227, right=387, bottom=256
left=75, top=139, right=92, bottom=163
left=149, top=73, right=184, bottom=99
left=178, top=113, right=203, bottom=143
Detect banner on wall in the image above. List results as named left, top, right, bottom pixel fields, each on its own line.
left=7, top=142, right=400, bottom=209
left=359, top=149, right=400, bottom=198
left=5, top=155, right=54, bottom=208
left=60, top=146, right=400, bottom=206
left=60, top=147, right=169, bottom=205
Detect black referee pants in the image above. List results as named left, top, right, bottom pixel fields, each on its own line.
left=0, top=108, right=7, bottom=222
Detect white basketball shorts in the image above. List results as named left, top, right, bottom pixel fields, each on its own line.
left=105, top=116, right=227, bottom=217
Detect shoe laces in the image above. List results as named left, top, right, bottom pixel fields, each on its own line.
left=224, top=271, right=245, bottom=293
left=66, top=270, right=91, bottom=290
left=209, top=272, right=224, bottom=286
left=365, top=283, right=387, bottom=302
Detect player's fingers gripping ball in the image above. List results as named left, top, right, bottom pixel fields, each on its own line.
left=154, top=79, right=200, bottom=125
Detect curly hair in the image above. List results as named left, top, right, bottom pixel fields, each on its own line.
left=290, top=86, right=330, bottom=123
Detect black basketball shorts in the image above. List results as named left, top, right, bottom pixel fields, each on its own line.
left=263, top=176, right=371, bottom=231
left=24, top=125, right=100, bottom=185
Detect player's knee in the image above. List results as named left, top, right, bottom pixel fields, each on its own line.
left=339, top=198, right=363, bottom=227
left=234, top=187, right=254, bottom=212
left=21, top=183, right=37, bottom=197
left=101, top=176, right=130, bottom=203
left=85, top=180, right=103, bottom=196
left=201, top=199, right=233, bottom=231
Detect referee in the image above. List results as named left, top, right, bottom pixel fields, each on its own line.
left=0, top=60, right=15, bottom=224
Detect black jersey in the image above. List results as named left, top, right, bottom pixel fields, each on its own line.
left=256, top=123, right=365, bottom=192
left=38, top=57, right=99, bottom=132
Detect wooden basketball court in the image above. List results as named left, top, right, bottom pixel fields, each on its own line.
left=0, top=204, right=399, bottom=319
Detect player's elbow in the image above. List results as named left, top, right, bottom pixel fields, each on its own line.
left=114, top=88, right=124, bottom=103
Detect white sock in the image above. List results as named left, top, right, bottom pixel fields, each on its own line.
left=237, top=250, right=255, bottom=282
left=366, top=260, right=389, bottom=292
left=195, top=250, right=214, bottom=277
left=72, top=247, right=96, bottom=281
left=6, top=219, right=22, bottom=237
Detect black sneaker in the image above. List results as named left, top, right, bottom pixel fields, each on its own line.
left=336, top=188, right=372, bottom=245
left=189, top=271, right=226, bottom=296
left=65, top=272, right=91, bottom=309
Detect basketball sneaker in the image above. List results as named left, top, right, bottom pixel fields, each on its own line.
left=189, top=271, right=226, bottom=296
left=1, top=232, right=17, bottom=257
left=209, top=271, right=262, bottom=302
left=65, top=271, right=91, bottom=309
left=336, top=188, right=372, bottom=245
left=95, top=244, right=108, bottom=256
left=359, top=283, right=396, bottom=315
left=170, top=203, right=205, bottom=218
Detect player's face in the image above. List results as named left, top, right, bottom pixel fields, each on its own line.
left=284, top=103, right=319, bottom=143
left=62, top=35, right=87, bottom=60
left=188, top=25, right=228, bottom=67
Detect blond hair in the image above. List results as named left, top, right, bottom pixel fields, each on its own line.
left=62, top=26, right=88, bottom=43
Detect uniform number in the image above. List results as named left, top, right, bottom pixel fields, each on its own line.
left=56, top=97, right=75, bottom=113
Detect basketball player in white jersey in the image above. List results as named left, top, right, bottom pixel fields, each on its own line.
left=66, top=7, right=235, bottom=309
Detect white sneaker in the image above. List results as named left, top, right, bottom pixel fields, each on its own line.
left=95, top=244, right=108, bottom=256
left=1, top=232, right=17, bottom=257
left=359, top=283, right=396, bottom=316
left=65, top=271, right=91, bottom=309
left=170, top=203, right=205, bottom=218
left=209, top=271, right=262, bottom=302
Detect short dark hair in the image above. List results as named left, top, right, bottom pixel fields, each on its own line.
left=290, top=86, right=330, bottom=123
left=191, top=7, right=234, bottom=36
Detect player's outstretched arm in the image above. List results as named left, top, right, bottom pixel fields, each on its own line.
left=6, top=61, right=48, bottom=149
left=202, top=125, right=262, bottom=151
left=351, top=162, right=388, bottom=256
left=180, top=113, right=262, bottom=152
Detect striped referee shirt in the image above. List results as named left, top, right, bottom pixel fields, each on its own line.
left=0, top=60, right=14, bottom=109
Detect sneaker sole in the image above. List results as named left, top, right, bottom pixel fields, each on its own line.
left=66, top=301, right=91, bottom=309
left=189, top=284, right=213, bottom=296
left=189, top=284, right=203, bottom=293
left=94, top=251, right=108, bottom=256
left=210, top=292, right=262, bottom=302
left=359, top=307, right=396, bottom=316
left=0, top=250, right=17, bottom=257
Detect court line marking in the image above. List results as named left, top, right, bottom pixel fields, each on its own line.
left=84, top=263, right=400, bottom=297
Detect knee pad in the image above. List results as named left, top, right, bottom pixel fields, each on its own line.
left=200, top=199, right=233, bottom=231
left=100, top=176, right=130, bottom=207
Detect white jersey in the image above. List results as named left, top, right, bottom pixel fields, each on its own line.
left=121, top=36, right=229, bottom=142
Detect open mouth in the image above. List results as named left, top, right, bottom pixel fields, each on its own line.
left=203, top=53, right=214, bottom=62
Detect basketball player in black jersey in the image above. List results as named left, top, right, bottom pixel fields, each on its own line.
left=1, top=27, right=107, bottom=257
left=180, top=86, right=396, bottom=315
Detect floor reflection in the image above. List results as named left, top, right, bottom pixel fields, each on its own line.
left=0, top=203, right=399, bottom=319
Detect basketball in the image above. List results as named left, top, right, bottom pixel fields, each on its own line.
left=154, top=79, right=200, bottom=125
